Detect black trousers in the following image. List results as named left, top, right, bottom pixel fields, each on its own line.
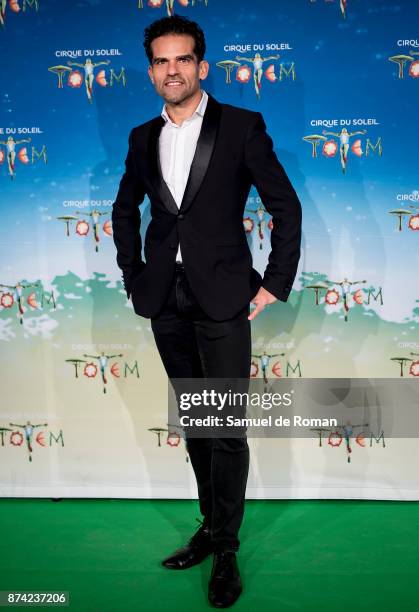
left=150, top=262, right=251, bottom=552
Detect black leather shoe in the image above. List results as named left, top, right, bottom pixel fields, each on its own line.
left=208, top=551, right=242, bottom=608
left=161, top=520, right=214, bottom=569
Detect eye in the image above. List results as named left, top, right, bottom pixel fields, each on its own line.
left=179, top=57, right=191, bottom=64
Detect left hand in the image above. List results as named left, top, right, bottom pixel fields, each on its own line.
left=248, top=287, right=277, bottom=321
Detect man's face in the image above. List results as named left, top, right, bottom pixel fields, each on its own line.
left=148, top=33, right=208, bottom=105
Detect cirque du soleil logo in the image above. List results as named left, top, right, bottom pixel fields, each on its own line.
left=57, top=208, right=113, bottom=253
left=66, top=352, right=140, bottom=394
left=312, top=424, right=384, bottom=464
left=48, top=50, right=126, bottom=103
left=303, top=122, right=382, bottom=174
left=0, top=282, right=55, bottom=325
left=148, top=420, right=385, bottom=466
left=0, top=129, right=47, bottom=180
left=217, top=43, right=295, bottom=99
left=0, top=421, right=63, bottom=463
left=251, top=350, right=302, bottom=381
left=305, top=277, right=383, bottom=323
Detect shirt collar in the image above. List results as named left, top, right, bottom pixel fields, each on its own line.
left=161, top=90, right=208, bottom=126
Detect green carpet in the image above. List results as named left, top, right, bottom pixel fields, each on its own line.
left=0, top=499, right=418, bottom=611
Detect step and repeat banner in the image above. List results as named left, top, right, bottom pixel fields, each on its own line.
left=0, top=0, right=418, bottom=499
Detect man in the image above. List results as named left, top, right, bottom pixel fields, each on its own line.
left=112, top=15, right=302, bottom=608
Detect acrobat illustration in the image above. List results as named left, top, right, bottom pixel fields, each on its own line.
left=142, top=0, right=176, bottom=15
left=9, top=421, right=48, bottom=462
left=338, top=421, right=366, bottom=463
left=326, top=277, right=366, bottom=322
left=310, top=0, right=347, bottom=19
left=312, top=420, right=369, bottom=464
left=83, top=351, right=123, bottom=394
left=0, top=281, right=40, bottom=324
left=67, top=59, right=110, bottom=102
left=0, top=136, right=31, bottom=179
left=306, top=273, right=383, bottom=322
left=75, top=209, right=112, bottom=251
left=162, top=0, right=175, bottom=15
left=235, top=53, right=280, bottom=97
left=244, top=203, right=272, bottom=249
left=251, top=351, right=284, bottom=383
left=322, top=128, right=367, bottom=173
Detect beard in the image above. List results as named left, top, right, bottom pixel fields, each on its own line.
left=158, top=79, right=199, bottom=106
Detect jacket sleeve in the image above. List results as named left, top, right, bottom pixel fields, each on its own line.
left=111, top=129, right=146, bottom=299
left=244, top=112, right=302, bottom=302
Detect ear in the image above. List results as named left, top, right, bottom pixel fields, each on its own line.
left=148, top=65, right=154, bottom=84
left=198, top=59, right=209, bottom=81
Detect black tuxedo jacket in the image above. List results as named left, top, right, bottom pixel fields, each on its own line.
left=112, top=92, right=302, bottom=321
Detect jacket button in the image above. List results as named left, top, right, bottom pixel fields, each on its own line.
left=178, top=213, right=185, bottom=220
left=169, top=244, right=176, bottom=249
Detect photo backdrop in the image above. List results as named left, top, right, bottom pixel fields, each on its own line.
left=0, top=0, right=418, bottom=499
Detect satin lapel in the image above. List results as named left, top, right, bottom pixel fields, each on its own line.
left=147, top=116, right=179, bottom=215
left=179, top=93, right=222, bottom=214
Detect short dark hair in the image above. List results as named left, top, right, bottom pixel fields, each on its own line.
left=143, top=15, right=206, bottom=64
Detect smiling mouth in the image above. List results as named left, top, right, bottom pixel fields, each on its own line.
left=165, top=81, right=184, bottom=87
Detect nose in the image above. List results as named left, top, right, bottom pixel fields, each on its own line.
left=167, top=59, right=179, bottom=75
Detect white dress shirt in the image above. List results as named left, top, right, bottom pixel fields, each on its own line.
left=159, top=89, right=208, bottom=262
